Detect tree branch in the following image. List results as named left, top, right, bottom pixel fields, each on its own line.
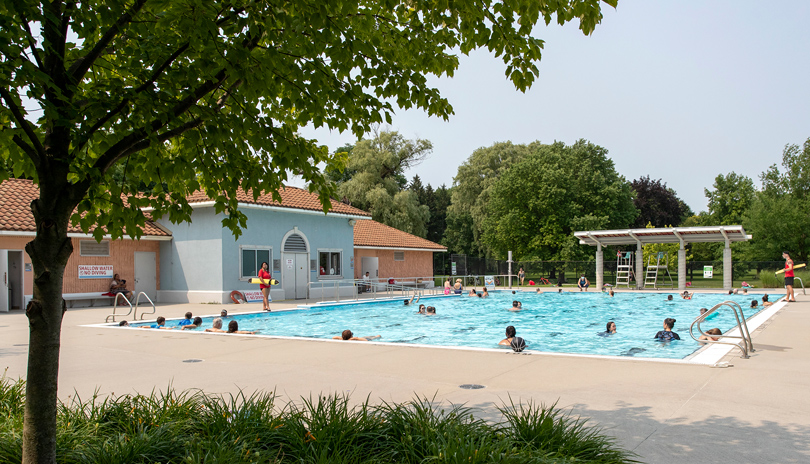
left=17, top=12, right=44, bottom=70
left=68, top=0, right=148, bottom=83
left=12, top=135, right=40, bottom=167
left=0, top=88, right=45, bottom=162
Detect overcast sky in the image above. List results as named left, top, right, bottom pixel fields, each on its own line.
left=299, top=0, right=810, bottom=213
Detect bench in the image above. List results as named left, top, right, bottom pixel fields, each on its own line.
left=62, top=292, right=117, bottom=308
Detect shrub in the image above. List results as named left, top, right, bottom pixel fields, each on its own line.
left=0, top=379, right=637, bottom=464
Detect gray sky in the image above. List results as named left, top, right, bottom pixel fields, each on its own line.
left=299, top=0, right=810, bottom=213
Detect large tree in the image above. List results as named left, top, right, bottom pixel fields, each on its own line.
left=481, top=140, right=636, bottom=260
left=0, top=1, right=616, bottom=461
left=746, top=138, right=810, bottom=261
left=704, top=172, right=756, bottom=225
left=444, top=141, right=540, bottom=256
left=336, top=130, right=431, bottom=236
left=630, top=175, right=688, bottom=227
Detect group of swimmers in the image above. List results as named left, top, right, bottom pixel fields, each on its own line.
left=118, top=309, right=255, bottom=334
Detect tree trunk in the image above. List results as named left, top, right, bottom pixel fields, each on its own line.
left=22, top=197, right=74, bottom=464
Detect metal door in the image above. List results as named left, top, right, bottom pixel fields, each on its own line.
left=282, top=252, right=309, bottom=299
left=134, top=252, right=157, bottom=301
left=0, top=250, right=8, bottom=312
left=361, top=257, right=378, bottom=289
left=294, top=253, right=308, bottom=299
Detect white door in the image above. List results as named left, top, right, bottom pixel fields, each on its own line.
left=295, top=253, right=309, bottom=299
left=362, top=257, right=379, bottom=289
left=134, top=252, right=157, bottom=302
left=0, top=250, right=7, bottom=312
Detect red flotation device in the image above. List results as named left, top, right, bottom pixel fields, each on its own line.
left=230, top=290, right=246, bottom=304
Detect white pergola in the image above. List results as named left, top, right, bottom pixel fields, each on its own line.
left=573, top=226, right=752, bottom=290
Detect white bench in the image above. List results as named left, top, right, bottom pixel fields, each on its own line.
left=62, top=292, right=116, bottom=308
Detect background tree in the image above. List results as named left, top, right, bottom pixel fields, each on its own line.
left=444, top=141, right=539, bottom=256
left=425, top=184, right=452, bottom=245
left=630, top=175, right=688, bottom=227
left=0, top=1, right=616, bottom=461
left=705, top=172, right=756, bottom=225
left=336, top=130, right=431, bottom=236
left=481, top=140, right=636, bottom=260
left=746, top=138, right=810, bottom=261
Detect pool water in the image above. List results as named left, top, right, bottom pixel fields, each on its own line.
left=134, top=291, right=767, bottom=359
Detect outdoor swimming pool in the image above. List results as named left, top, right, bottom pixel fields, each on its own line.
left=130, top=291, right=771, bottom=360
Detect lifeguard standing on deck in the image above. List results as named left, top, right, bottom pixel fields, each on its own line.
left=783, top=251, right=796, bottom=302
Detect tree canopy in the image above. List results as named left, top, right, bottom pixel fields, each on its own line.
left=630, top=175, right=689, bottom=228
left=705, top=172, right=756, bottom=226
left=1, top=2, right=619, bottom=458
left=481, top=140, right=636, bottom=260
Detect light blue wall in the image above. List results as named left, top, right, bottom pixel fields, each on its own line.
left=159, top=205, right=356, bottom=293
left=158, top=207, right=224, bottom=292
left=221, top=207, right=356, bottom=291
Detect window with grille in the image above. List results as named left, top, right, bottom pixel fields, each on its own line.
left=394, top=251, right=405, bottom=261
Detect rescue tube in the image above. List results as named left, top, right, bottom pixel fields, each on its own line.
left=230, top=290, right=246, bottom=304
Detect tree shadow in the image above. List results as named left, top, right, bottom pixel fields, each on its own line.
left=458, top=399, right=810, bottom=464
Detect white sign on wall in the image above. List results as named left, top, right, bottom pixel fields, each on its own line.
left=242, top=290, right=267, bottom=302
left=78, top=265, right=114, bottom=279
left=286, top=258, right=294, bottom=269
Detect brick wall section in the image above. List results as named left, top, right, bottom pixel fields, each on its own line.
left=63, top=238, right=161, bottom=293
left=354, top=249, right=433, bottom=279
left=0, top=236, right=160, bottom=295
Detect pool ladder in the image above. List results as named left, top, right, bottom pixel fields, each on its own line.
left=105, top=292, right=156, bottom=322
left=689, top=300, right=755, bottom=359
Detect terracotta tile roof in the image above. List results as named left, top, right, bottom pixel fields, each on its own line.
left=0, top=179, right=170, bottom=236
left=353, top=219, right=446, bottom=250
left=186, top=186, right=371, bottom=217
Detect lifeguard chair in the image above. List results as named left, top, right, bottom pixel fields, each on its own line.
left=644, top=252, right=674, bottom=289
left=615, top=251, right=634, bottom=288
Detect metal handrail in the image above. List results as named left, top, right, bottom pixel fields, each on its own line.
left=134, top=292, right=156, bottom=320
left=105, top=293, right=133, bottom=322
left=307, top=279, right=444, bottom=304
left=690, top=300, right=755, bottom=358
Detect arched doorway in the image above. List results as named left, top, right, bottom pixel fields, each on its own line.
left=281, top=228, right=310, bottom=299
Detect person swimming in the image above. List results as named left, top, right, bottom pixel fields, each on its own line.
left=600, top=321, right=617, bottom=336
left=654, top=318, right=680, bottom=341
left=667, top=295, right=673, bottom=301
left=507, top=300, right=521, bottom=311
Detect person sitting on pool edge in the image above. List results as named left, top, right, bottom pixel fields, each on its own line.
left=453, top=278, right=463, bottom=294
left=182, top=317, right=204, bottom=330
left=205, top=318, right=225, bottom=332
left=227, top=320, right=255, bottom=335
left=699, top=328, right=722, bottom=342
left=577, top=274, right=590, bottom=291
left=654, top=318, right=680, bottom=341
left=600, top=321, right=617, bottom=336
left=333, top=329, right=381, bottom=341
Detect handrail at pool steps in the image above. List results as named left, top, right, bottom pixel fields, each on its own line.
left=794, top=276, right=806, bottom=295
left=308, top=278, right=444, bottom=304
left=134, top=292, right=156, bottom=320
left=105, top=293, right=133, bottom=323
left=689, top=300, right=755, bottom=359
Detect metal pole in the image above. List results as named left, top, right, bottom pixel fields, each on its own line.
left=507, top=251, right=513, bottom=289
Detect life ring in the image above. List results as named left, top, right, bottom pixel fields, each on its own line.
left=230, top=290, right=246, bottom=304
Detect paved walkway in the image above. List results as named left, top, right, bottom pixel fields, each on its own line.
left=1, top=291, right=808, bottom=464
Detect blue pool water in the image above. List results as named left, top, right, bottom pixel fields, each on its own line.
left=134, top=291, right=767, bottom=359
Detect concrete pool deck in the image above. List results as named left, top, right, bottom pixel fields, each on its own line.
left=1, top=289, right=808, bottom=463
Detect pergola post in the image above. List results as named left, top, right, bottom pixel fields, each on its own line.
left=674, top=230, right=686, bottom=291
left=595, top=243, right=603, bottom=291
left=721, top=228, right=732, bottom=290
left=635, top=242, right=644, bottom=290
